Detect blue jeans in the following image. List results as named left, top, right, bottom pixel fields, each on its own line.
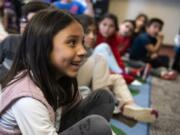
left=59, top=90, right=115, bottom=135
left=93, top=43, right=123, bottom=74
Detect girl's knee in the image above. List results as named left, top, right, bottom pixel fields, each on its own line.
left=87, top=115, right=112, bottom=135
left=95, top=43, right=110, bottom=51
left=96, top=89, right=114, bottom=102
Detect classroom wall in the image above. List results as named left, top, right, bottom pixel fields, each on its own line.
left=109, top=0, right=180, bottom=45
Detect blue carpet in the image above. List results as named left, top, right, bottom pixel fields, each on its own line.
left=111, top=77, right=152, bottom=135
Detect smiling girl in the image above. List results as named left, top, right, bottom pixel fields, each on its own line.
left=0, top=9, right=114, bottom=135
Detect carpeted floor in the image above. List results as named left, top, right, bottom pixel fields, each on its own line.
left=150, top=75, right=180, bottom=135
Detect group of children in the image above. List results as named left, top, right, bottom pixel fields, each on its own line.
left=0, top=0, right=179, bottom=135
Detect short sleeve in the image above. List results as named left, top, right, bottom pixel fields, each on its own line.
left=140, top=35, right=151, bottom=47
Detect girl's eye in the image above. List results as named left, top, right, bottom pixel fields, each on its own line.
left=68, top=40, right=77, bottom=47
left=103, top=23, right=107, bottom=26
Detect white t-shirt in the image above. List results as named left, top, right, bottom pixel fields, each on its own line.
left=0, top=97, right=61, bottom=135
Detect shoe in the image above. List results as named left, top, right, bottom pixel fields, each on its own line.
left=112, top=129, right=116, bottom=135
left=123, top=104, right=158, bottom=123
left=113, top=105, right=120, bottom=114
left=161, top=71, right=177, bottom=80
left=131, top=80, right=143, bottom=86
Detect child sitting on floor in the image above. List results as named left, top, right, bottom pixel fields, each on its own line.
left=0, top=9, right=114, bottom=135
left=130, top=18, right=177, bottom=80
left=118, top=19, right=135, bottom=56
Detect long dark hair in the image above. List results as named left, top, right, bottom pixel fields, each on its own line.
left=135, top=13, right=148, bottom=25
left=2, top=9, right=81, bottom=110
left=135, top=13, right=148, bottom=32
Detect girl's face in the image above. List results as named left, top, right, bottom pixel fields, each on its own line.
left=99, top=18, right=116, bottom=38
left=119, top=22, right=134, bottom=36
left=136, top=16, right=146, bottom=29
left=84, top=24, right=97, bottom=48
left=50, top=21, right=86, bottom=77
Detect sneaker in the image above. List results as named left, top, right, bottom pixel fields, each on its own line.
left=112, top=129, right=116, bottom=135
left=123, top=104, right=158, bottom=123
left=131, top=80, right=143, bottom=86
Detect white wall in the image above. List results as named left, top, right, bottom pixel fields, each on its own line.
left=109, top=0, right=180, bottom=45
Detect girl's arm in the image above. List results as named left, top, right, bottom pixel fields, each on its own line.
left=12, top=97, right=58, bottom=135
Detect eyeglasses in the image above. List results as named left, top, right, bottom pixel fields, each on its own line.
left=20, top=17, right=28, bottom=24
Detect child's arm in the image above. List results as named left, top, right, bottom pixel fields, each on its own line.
left=84, top=0, right=94, bottom=17
left=12, top=97, right=58, bottom=135
left=146, top=33, right=164, bottom=54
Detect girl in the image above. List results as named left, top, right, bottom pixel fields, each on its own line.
left=134, top=13, right=148, bottom=38
left=77, top=14, right=158, bottom=123
left=0, top=9, right=114, bottom=135
left=118, top=19, right=135, bottom=56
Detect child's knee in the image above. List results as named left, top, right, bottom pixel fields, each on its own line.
left=95, top=89, right=115, bottom=103
left=86, top=115, right=112, bottom=135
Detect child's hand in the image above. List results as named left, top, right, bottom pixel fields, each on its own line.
left=157, top=32, right=164, bottom=42
left=150, top=53, right=158, bottom=59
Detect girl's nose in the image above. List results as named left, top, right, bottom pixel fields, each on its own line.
left=77, top=43, right=87, bottom=57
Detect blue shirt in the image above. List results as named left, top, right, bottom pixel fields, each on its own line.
left=53, top=0, right=86, bottom=14
left=130, top=33, right=157, bottom=61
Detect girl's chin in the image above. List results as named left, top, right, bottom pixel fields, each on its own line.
left=102, top=34, right=109, bottom=38
left=66, top=71, right=78, bottom=78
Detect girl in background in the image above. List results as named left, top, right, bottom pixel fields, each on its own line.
left=134, top=13, right=148, bottom=38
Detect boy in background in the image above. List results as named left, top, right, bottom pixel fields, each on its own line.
left=130, top=18, right=177, bottom=80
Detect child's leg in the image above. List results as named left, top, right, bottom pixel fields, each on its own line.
left=148, top=55, right=169, bottom=68
left=0, top=65, right=9, bottom=83
left=109, top=74, right=134, bottom=107
left=59, top=90, right=115, bottom=132
left=91, top=54, right=112, bottom=90
left=60, top=115, right=112, bottom=135
left=109, top=74, right=158, bottom=123
left=151, top=67, right=177, bottom=80
left=94, top=43, right=123, bottom=74
left=77, top=55, right=95, bottom=87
